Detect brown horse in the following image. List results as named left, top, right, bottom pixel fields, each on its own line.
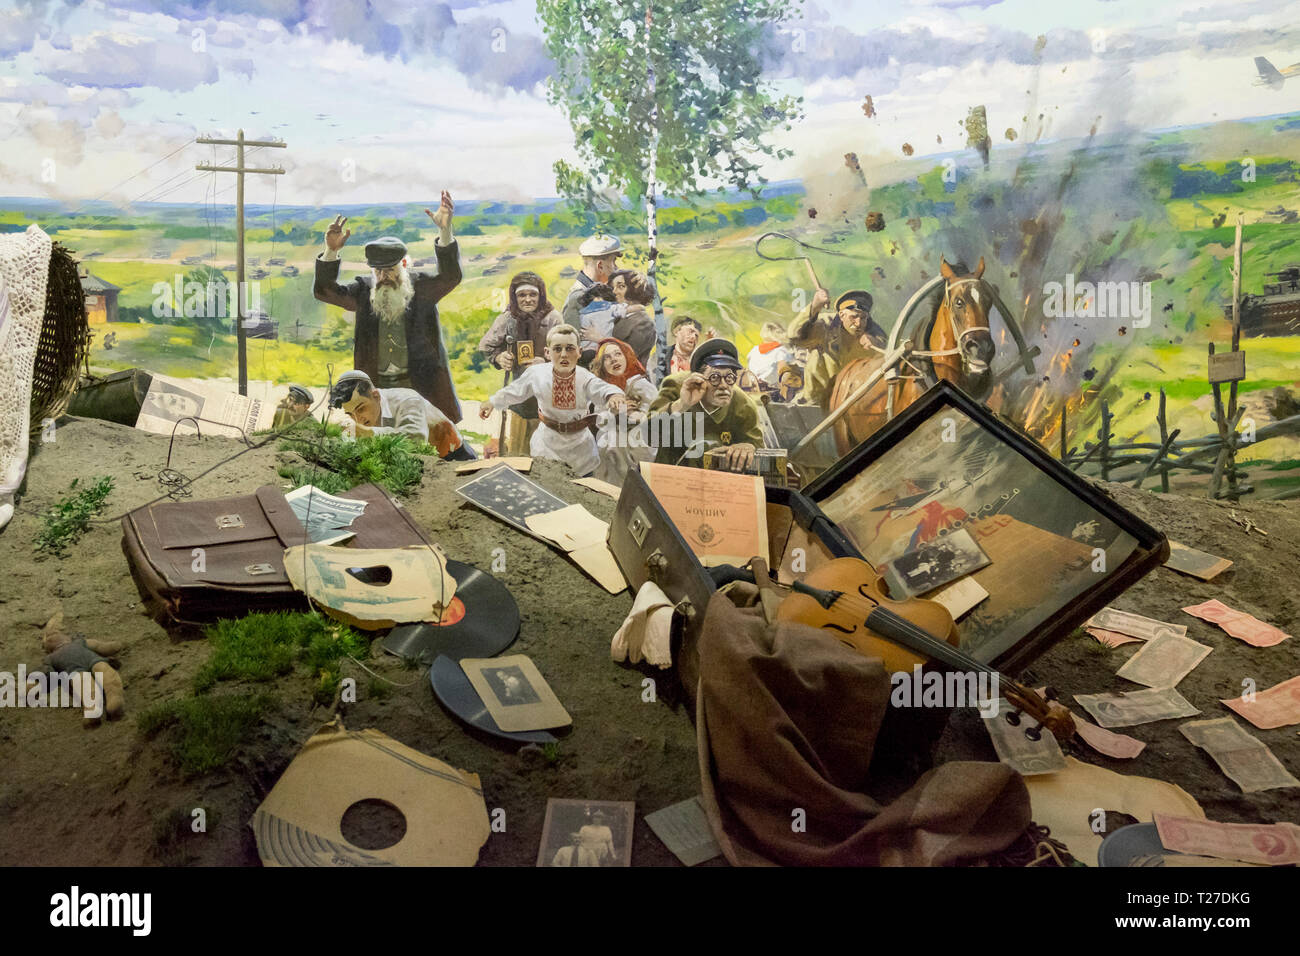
left=828, top=257, right=997, bottom=455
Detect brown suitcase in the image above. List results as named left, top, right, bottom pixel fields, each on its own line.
left=121, top=483, right=431, bottom=627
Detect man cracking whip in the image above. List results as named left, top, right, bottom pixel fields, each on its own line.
left=313, top=191, right=463, bottom=421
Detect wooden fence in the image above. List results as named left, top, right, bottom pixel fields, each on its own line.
left=1057, top=389, right=1300, bottom=500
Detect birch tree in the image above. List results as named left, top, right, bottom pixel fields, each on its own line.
left=538, top=0, right=803, bottom=379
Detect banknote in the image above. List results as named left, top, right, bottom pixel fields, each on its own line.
left=1073, top=716, right=1146, bottom=759
left=1115, top=632, right=1212, bottom=688
left=1086, top=626, right=1142, bottom=648
left=1222, top=674, right=1300, bottom=730
left=1182, top=599, right=1291, bottom=648
left=1179, top=717, right=1300, bottom=793
left=982, top=698, right=1067, bottom=775
left=1087, top=607, right=1186, bottom=641
left=1154, top=813, right=1300, bottom=866
left=1073, top=686, right=1200, bottom=728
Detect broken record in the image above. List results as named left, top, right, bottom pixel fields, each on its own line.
left=430, top=655, right=558, bottom=745
left=382, top=560, right=520, bottom=663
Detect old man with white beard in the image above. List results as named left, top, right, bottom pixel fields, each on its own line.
left=313, top=191, right=464, bottom=421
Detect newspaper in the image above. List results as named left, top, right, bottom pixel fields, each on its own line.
left=135, top=372, right=276, bottom=440
left=285, top=485, right=368, bottom=540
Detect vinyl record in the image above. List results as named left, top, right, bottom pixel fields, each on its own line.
left=382, top=560, right=520, bottom=664
left=1097, top=823, right=1182, bottom=867
left=430, top=655, right=557, bottom=745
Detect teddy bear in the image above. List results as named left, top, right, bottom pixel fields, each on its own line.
left=38, top=611, right=126, bottom=725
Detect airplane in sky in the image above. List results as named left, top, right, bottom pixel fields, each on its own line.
left=1255, top=56, right=1300, bottom=89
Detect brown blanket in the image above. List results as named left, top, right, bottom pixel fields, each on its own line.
left=695, top=592, right=1030, bottom=866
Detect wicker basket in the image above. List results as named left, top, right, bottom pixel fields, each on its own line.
left=28, top=242, right=90, bottom=434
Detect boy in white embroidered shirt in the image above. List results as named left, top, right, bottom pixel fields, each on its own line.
left=481, top=324, right=627, bottom=476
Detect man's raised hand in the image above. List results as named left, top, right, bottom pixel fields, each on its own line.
left=425, top=190, right=454, bottom=231
left=325, top=215, right=350, bottom=251
left=678, top=372, right=708, bottom=409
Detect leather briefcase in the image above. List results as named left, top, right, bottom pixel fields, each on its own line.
left=121, top=483, right=430, bottom=628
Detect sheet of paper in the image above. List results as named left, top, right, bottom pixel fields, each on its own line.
left=1183, top=599, right=1291, bottom=648
left=1024, top=757, right=1204, bottom=863
left=461, top=655, right=571, bottom=733
left=1164, top=541, right=1232, bottom=581
left=571, top=476, right=622, bottom=500
left=526, top=504, right=626, bottom=594
left=639, top=462, right=768, bottom=568
left=454, top=457, right=532, bottom=474
left=1222, top=674, right=1300, bottom=730
left=644, top=797, right=722, bottom=867
left=927, top=576, right=989, bottom=620
left=982, top=698, right=1066, bottom=775
left=1073, top=686, right=1200, bottom=728
left=1154, top=814, right=1300, bottom=866
left=283, top=544, right=457, bottom=630
left=1087, top=607, right=1186, bottom=641
left=1115, top=632, right=1212, bottom=688
left=1179, top=717, right=1300, bottom=793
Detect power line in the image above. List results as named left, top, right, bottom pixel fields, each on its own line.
left=65, top=137, right=195, bottom=216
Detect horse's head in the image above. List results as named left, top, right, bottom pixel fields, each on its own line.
left=933, top=256, right=996, bottom=389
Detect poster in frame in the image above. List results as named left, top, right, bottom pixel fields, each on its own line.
left=803, top=380, right=1169, bottom=674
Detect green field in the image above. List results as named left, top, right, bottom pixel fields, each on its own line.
left=11, top=112, right=1300, bottom=494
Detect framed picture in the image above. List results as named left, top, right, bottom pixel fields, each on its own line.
left=536, top=799, right=635, bottom=867
left=456, top=463, right=569, bottom=539
left=804, top=380, right=1169, bottom=674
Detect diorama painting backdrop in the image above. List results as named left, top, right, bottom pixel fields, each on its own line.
left=4, top=0, right=1300, bottom=493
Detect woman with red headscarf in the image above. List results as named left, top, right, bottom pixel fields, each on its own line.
left=592, top=337, right=658, bottom=484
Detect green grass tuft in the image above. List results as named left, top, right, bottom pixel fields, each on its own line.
left=277, top=431, right=433, bottom=496
left=137, top=693, right=275, bottom=777
left=35, top=476, right=114, bottom=556
left=195, top=611, right=368, bottom=702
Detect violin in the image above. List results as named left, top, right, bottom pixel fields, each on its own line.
left=776, top=557, right=1075, bottom=743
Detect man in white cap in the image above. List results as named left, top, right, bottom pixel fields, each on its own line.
left=561, top=233, right=622, bottom=330
left=329, top=369, right=474, bottom=461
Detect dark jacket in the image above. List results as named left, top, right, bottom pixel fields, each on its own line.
left=313, top=240, right=463, bottom=421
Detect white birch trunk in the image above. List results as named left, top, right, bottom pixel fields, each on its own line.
left=645, top=2, right=667, bottom=382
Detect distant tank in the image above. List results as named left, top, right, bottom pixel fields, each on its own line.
left=1233, top=264, right=1300, bottom=336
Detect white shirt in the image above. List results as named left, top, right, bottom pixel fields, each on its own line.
left=489, top=363, right=622, bottom=476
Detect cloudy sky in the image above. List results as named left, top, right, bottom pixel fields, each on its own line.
left=1, top=0, right=1297, bottom=207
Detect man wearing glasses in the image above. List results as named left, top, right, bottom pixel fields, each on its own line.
left=648, top=339, right=763, bottom=470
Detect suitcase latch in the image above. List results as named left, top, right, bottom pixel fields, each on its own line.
left=628, top=507, right=651, bottom=548
left=645, top=548, right=667, bottom=582
left=216, top=513, right=245, bottom=530
left=244, top=563, right=276, bottom=576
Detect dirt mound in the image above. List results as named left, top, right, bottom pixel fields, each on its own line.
left=0, top=417, right=1296, bottom=866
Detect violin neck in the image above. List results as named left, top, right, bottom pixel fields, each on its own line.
left=864, top=605, right=997, bottom=678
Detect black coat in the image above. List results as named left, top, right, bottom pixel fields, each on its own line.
left=313, top=240, right=463, bottom=421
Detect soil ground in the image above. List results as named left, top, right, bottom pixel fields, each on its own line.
left=1, top=416, right=1297, bottom=866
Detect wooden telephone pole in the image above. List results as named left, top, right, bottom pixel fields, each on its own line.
left=196, top=130, right=286, bottom=395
